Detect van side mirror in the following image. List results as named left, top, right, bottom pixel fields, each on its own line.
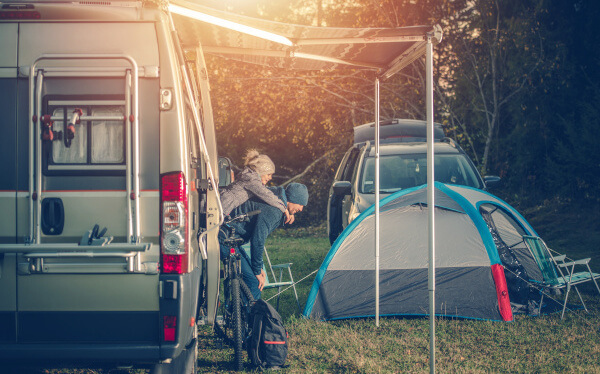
left=332, top=181, right=352, bottom=196
left=484, top=175, right=501, bottom=190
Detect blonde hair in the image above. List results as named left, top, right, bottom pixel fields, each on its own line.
left=244, top=149, right=275, bottom=176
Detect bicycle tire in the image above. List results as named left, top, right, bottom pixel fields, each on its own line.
left=215, top=265, right=233, bottom=345
left=231, top=278, right=244, bottom=371
left=240, top=279, right=255, bottom=304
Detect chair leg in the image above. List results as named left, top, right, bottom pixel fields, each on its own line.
left=561, top=286, right=571, bottom=320
left=276, top=286, right=281, bottom=311
left=287, top=268, right=301, bottom=313
left=588, top=266, right=600, bottom=296
left=573, top=286, right=588, bottom=313
left=292, top=283, right=301, bottom=313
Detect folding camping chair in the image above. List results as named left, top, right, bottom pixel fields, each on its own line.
left=523, top=235, right=600, bottom=319
left=242, top=244, right=301, bottom=313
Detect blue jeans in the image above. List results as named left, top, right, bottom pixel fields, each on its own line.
left=218, top=230, right=261, bottom=301
left=238, top=249, right=261, bottom=301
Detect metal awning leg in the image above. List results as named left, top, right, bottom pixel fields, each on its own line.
left=426, top=33, right=436, bottom=374
left=374, top=77, right=380, bottom=328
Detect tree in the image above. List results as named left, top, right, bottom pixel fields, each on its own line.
left=435, top=0, right=547, bottom=176
left=202, top=0, right=600, bottom=223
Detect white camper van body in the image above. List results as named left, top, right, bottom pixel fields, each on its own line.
left=0, top=1, right=220, bottom=372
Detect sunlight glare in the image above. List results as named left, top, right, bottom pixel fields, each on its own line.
left=169, top=4, right=293, bottom=46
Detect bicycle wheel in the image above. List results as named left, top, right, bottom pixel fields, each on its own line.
left=231, top=277, right=244, bottom=371
left=214, top=267, right=232, bottom=345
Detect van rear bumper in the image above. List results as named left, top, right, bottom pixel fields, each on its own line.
left=0, top=343, right=160, bottom=362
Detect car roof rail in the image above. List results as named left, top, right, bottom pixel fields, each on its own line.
left=441, top=137, right=457, bottom=148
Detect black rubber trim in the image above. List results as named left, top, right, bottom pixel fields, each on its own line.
left=18, top=311, right=159, bottom=343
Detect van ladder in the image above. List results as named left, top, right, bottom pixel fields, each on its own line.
left=0, top=54, right=153, bottom=275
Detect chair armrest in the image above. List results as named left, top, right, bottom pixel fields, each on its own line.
left=271, top=263, right=293, bottom=269
left=552, top=254, right=566, bottom=263
left=558, top=258, right=591, bottom=268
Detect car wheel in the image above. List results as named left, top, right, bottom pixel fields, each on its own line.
left=150, top=327, right=198, bottom=374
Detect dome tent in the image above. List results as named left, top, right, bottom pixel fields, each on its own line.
left=304, top=182, right=543, bottom=322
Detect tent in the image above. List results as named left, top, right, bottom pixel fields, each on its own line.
left=304, top=182, right=544, bottom=322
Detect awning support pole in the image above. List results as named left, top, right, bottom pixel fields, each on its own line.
left=426, top=34, right=436, bottom=374
left=374, top=77, right=380, bottom=327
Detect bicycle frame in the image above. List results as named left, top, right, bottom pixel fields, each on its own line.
left=215, top=211, right=259, bottom=370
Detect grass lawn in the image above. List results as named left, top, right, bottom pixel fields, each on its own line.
left=198, top=202, right=600, bottom=373
left=15, top=201, right=600, bottom=373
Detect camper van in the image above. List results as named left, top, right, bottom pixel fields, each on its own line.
left=0, top=1, right=221, bottom=372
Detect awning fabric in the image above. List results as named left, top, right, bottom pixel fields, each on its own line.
left=170, top=0, right=442, bottom=79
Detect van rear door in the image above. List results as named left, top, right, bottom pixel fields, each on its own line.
left=0, top=22, right=19, bottom=345
left=5, top=21, right=162, bottom=354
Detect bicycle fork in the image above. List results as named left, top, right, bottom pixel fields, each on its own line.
left=228, top=247, right=242, bottom=279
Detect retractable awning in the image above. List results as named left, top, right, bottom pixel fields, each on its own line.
left=170, top=0, right=441, bottom=79
left=168, top=3, right=443, bottom=371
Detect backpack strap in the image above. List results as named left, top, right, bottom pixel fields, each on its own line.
left=249, top=313, right=265, bottom=368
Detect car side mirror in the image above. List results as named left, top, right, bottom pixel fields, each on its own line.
left=484, top=175, right=501, bottom=190
left=332, top=181, right=352, bottom=196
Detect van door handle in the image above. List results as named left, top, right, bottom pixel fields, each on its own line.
left=41, top=198, right=65, bottom=235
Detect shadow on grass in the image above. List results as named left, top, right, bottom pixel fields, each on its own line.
left=196, top=324, right=261, bottom=373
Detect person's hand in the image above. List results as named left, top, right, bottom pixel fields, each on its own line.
left=287, top=214, right=295, bottom=224
left=284, top=209, right=293, bottom=224
left=256, top=270, right=266, bottom=291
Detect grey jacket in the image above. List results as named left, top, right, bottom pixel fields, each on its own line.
left=220, top=167, right=286, bottom=216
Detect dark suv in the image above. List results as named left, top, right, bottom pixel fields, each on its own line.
left=327, top=119, right=500, bottom=244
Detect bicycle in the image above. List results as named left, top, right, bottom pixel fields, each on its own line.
left=214, top=210, right=260, bottom=371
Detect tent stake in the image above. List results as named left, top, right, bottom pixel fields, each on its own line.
left=426, top=34, right=436, bottom=374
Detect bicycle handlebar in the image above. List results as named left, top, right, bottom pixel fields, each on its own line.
left=224, top=210, right=261, bottom=225
left=245, top=210, right=261, bottom=218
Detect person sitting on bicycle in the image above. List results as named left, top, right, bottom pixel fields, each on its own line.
left=219, top=182, right=309, bottom=300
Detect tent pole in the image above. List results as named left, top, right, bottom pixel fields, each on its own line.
left=374, top=77, right=380, bottom=327
left=426, top=34, right=436, bottom=374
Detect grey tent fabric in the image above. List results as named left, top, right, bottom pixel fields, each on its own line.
left=304, top=182, right=543, bottom=321
left=331, top=206, right=489, bottom=271
left=381, top=186, right=464, bottom=214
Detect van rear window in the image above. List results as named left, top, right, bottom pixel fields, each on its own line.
left=46, top=100, right=125, bottom=171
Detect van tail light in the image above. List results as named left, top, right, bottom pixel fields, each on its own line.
left=163, top=316, right=177, bottom=342
left=160, top=172, right=189, bottom=274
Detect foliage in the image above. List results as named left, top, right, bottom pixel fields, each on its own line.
left=202, top=0, right=600, bottom=223
left=206, top=0, right=465, bottom=227
left=207, top=58, right=358, bottom=225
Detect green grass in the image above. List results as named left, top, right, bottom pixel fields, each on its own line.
left=17, top=201, right=600, bottom=373
left=199, top=202, right=600, bottom=373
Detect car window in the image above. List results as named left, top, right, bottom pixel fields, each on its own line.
left=359, top=153, right=483, bottom=193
